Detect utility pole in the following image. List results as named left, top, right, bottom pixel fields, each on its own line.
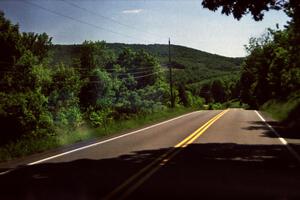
left=168, top=38, right=174, bottom=108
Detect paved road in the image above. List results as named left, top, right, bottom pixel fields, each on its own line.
left=0, top=109, right=300, bottom=199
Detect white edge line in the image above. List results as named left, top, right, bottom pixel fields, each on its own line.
left=27, top=111, right=201, bottom=165
left=0, top=169, right=11, bottom=175
left=255, top=110, right=300, bottom=163
left=0, top=111, right=201, bottom=175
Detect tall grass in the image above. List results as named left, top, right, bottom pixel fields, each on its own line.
left=261, top=93, right=300, bottom=121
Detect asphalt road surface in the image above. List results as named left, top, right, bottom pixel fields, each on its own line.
left=0, top=109, right=300, bottom=199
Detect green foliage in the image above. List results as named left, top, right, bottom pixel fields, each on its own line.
left=50, top=43, right=243, bottom=87
left=261, top=92, right=300, bottom=121
left=49, top=64, right=83, bottom=128
left=211, top=79, right=227, bottom=103
left=240, top=28, right=300, bottom=108
left=209, top=102, right=224, bottom=110
left=55, top=106, right=83, bottom=128
left=50, top=40, right=243, bottom=107
left=223, top=99, right=249, bottom=109
left=88, top=107, right=112, bottom=128
left=22, top=32, right=52, bottom=61
left=189, top=94, right=205, bottom=109
left=80, top=40, right=114, bottom=71
left=201, top=0, right=289, bottom=21
left=0, top=12, right=85, bottom=145
left=0, top=11, right=23, bottom=69
left=0, top=89, right=53, bottom=141
left=178, top=83, right=190, bottom=107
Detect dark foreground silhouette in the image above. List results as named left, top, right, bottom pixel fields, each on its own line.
left=0, top=143, right=299, bottom=200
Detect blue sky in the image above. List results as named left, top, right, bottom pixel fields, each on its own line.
left=0, top=0, right=290, bottom=57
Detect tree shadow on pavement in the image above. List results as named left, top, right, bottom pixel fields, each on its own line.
left=0, top=143, right=300, bottom=200
left=244, top=120, right=300, bottom=140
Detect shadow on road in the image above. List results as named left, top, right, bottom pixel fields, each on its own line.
left=244, top=120, right=300, bottom=140
left=0, top=143, right=300, bottom=200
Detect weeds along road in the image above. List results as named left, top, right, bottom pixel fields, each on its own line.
left=1, top=109, right=300, bottom=199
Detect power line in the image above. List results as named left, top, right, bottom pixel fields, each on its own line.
left=74, top=66, right=162, bottom=71
left=0, top=60, right=162, bottom=72
left=39, top=71, right=162, bottom=83
left=116, top=71, right=162, bottom=80
left=61, top=0, right=164, bottom=41
left=23, top=1, right=136, bottom=41
left=0, top=65, right=166, bottom=74
left=115, top=70, right=154, bottom=75
left=1, top=67, right=163, bottom=77
left=83, top=72, right=162, bottom=83
left=106, top=67, right=156, bottom=71
left=82, top=69, right=164, bottom=77
left=80, top=70, right=155, bottom=77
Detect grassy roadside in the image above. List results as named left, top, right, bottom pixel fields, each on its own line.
left=260, top=94, right=300, bottom=121
left=260, top=93, right=300, bottom=134
left=0, top=107, right=197, bottom=162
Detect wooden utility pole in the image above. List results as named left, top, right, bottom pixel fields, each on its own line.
left=169, top=38, right=174, bottom=108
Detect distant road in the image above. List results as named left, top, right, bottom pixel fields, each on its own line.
left=1, top=109, right=300, bottom=199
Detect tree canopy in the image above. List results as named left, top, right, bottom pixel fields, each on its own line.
left=201, top=0, right=293, bottom=21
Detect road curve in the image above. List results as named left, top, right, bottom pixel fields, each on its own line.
left=0, top=109, right=299, bottom=199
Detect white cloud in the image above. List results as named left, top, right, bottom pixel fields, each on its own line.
left=122, top=9, right=143, bottom=14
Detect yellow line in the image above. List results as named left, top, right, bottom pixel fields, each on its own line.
left=183, top=110, right=228, bottom=147
left=119, top=110, right=229, bottom=200
left=175, top=110, right=227, bottom=148
left=104, top=109, right=228, bottom=200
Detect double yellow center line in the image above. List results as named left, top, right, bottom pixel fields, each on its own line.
left=104, top=109, right=229, bottom=200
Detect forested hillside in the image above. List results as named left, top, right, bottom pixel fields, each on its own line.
left=50, top=43, right=243, bottom=85
left=50, top=44, right=244, bottom=107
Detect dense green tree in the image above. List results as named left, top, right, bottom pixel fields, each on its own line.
left=0, top=11, right=84, bottom=143
left=199, top=83, right=212, bottom=103
left=22, top=32, right=52, bottom=61
left=178, top=83, right=190, bottom=107
left=49, top=64, right=83, bottom=128
left=80, top=40, right=114, bottom=71
left=201, top=0, right=288, bottom=21
left=116, top=48, right=135, bottom=70
left=133, top=50, right=162, bottom=88
left=80, top=68, right=113, bottom=109
left=116, top=48, right=162, bottom=89
left=0, top=11, right=53, bottom=142
left=0, top=11, right=22, bottom=68
left=211, top=79, right=227, bottom=103
left=239, top=27, right=300, bottom=108
left=0, top=51, right=53, bottom=143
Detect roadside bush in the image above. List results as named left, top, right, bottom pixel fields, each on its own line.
left=209, top=103, right=224, bottom=110
left=88, top=108, right=112, bottom=129
left=190, top=95, right=205, bottom=109
left=54, top=106, right=83, bottom=128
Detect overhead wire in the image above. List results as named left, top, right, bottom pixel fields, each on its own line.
left=87, top=71, right=163, bottom=82
left=0, top=64, right=167, bottom=75
left=2, top=1, right=169, bottom=83
left=0, top=59, right=163, bottom=72
left=23, top=1, right=136, bottom=41
left=61, top=0, right=165, bottom=41
left=23, top=0, right=170, bottom=45
left=0, top=64, right=165, bottom=80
